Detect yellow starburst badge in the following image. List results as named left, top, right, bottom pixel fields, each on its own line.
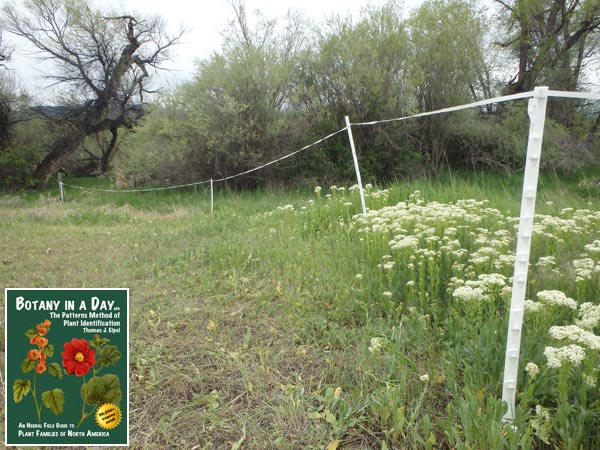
left=95, top=403, right=122, bottom=430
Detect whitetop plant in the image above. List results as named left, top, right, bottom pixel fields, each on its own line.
left=548, top=325, right=600, bottom=350
left=544, top=344, right=586, bottom=368
left=576, top=302, right=600, bottom=330
left=525, top=362, right=540, bottom=378
left=536, top=290, right=578, bottom=310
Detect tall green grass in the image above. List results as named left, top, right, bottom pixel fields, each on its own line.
left=1, top=170, right=599, bottom=449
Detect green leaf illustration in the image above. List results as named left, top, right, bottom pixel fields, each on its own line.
left=42, top=388, right=65, bottom=415
left=90, top=334, right=110, bottom=349
left=24, top=328, right=37, bottom=339
left=81, top=374, right=122, bottom=406
left=13, top=379, right=31, bottom=403
left=97, top=345, right=122, bottom=367
left=41, top=343, right=55, bottom=358
left=21, top=358, right=36, bottom=373
left=47, top=362, right=63, bottom=379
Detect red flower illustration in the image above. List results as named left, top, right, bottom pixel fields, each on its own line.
left=62, top=338, right=96, bottom=376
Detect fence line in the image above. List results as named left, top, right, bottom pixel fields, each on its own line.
left=351, top=91, right=535, bottom=127
left=349, top=89, right=600, bottom=128
left=59, top=88, right=600, bottom=196
left=210, top=127, right=347, bottom=183
left=60, top=127, right=347, bottom=196
left=61, top=178, right=211, bottom=193
left=56, top=86, right=600, bottom=427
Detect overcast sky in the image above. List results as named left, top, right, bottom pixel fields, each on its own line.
left=6, top=0, right=426, bottom=97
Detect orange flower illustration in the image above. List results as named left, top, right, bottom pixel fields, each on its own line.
left=35, top=361, right=47, bottom=374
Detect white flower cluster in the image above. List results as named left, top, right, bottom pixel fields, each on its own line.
left=548, top=325, right=600, bottom=350
left=524, top=299, right=544, bottom=313
left=534, top=214, right=584, bottom=238
left=368, top=337, right=386, bottom=354
left=583, top=239, right=600, bottom=254
left=572, top=257, right=600, bottom=282
left=452, top=285, right=487, bottom=302
left=536, top=255, right=556, bottom=269
left=389, top=235, right=419, bottom=250
left=576, top=302, right=600, bottom=330
left=451, top=273, right=507, bottom=302
left=531, top=405, right=552, bottom=444
left=277, top=204, right=295, bottom=212
left=536, top=290, right=578, bottom=310
left=544, top=344, right=586, bottom=368
left=525, top=362, right=540, bottom=377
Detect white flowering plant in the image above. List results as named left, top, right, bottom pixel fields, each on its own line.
left=264, top=184, right=600, bottom=448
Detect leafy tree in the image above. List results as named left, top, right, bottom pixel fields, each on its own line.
left=164, top=0, right=310, bottom=185
left=302, top=1, right=414, bottom=179
left=496, top=0, right=600, bottom=93
left=0, top=30, right=14, bottom=151
left=495, top=0, right=600, bottom=124
left=1, top=0, right=181, bottom=186
left=408, top=0, right=492, bottom=172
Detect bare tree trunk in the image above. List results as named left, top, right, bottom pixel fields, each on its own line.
left=32, top=127, right=89, bottom=186
left=100, top=127, right=118, bottom=174
left=2, top=1, right=180, bottom=188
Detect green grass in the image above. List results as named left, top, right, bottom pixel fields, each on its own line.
left=1, top=171, right=600, bottom=449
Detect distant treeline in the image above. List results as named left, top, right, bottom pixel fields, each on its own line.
left=1, top=0, right=600, bottom=188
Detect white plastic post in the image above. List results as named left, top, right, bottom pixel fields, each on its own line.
left=344, top=116, right=367, bottom=215
left=58, top=172, right=64, bottom=203
left=501, top=86, right=549, bottom=422
left=210, top=179, right=214, bottom=215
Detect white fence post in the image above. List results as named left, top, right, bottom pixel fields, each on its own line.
left=210, top=179, right=214, bottom=215
left=58, top=172, right=65, bottom=203
left=501, top=86, right=549, bottom=422
left=344, top=116, right=367, bottom=215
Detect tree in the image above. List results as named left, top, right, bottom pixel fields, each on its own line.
left=0, top=30, right=15, bottom=150
left=0, top=31, right=11, bottom=66
left=0, top=72, right=18, bottom=152
left=167, top=0, right=310, bottom=184
left=303, top=1, right=414, bottom=179
left=408, top=0, right=491, bottom=172
left=495, top=0, right=600, bottom=124
left=1, top=0, right=181, bottom=186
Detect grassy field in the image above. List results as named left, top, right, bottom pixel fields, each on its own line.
left=1, top=171, right=600, bottom=449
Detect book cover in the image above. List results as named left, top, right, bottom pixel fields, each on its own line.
left=4, top=288, right=129, bottom=446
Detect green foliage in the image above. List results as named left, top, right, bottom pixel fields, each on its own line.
left=2, top=172, right=600, bottom=447
left=41, top=388, right=65, bottom=415
left=12, top=379, right=31, bottom=403
left=81, top=373, right=122, bottom=406
left=0, top=115, right=48, bottom=187
left=47, top=362, right=63, bottom=379
left=2, top=0, right=600, bottom=188
left=305, top=2, right=419, bottom=180
left=21, top=358, right=36, bottom=373
left=97, top=344, right=122, bottom=367
left=408, top=0, right=492, bottom=171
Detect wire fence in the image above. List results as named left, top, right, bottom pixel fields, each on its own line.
left=60, top=127, right=348, bottom=195
left=59, top=88, right=600, bottom=199
left=57, top=86, right=600, bottom=425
